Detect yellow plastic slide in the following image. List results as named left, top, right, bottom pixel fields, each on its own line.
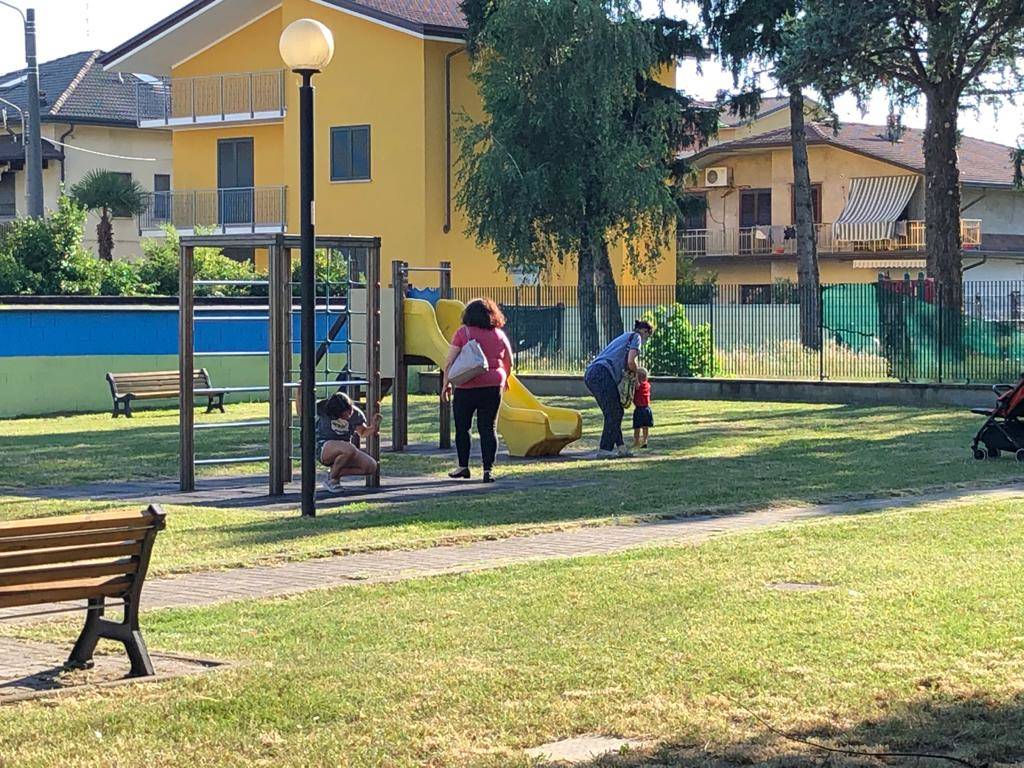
left=402, top=298, right=582, bottom=457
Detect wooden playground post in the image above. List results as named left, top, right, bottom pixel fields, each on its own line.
left=439, top=261, right=452, bottom=450
left=391, top=260, right=408, bottom=453
left=366, top=242, right=383, bottom=487
left=178, top=244, right=195, bottom=492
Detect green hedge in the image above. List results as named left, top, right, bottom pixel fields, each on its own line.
left=0, top=202, right=264, bottom=297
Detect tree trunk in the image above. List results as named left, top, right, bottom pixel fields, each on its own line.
left=577, top=228, right=600, bottom=358
left=789, top=84, right=822, bottom=350
left=594, top=238, right=624, bottom=344
left=923, top=91, right=963, bottom=312
left=97, top=211, right=114, bottom=262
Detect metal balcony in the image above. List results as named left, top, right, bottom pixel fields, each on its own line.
left=678, top=220, right=984, bottom=258
left=135, top=70, right=286, bottom=127
left=139, top=187, right=288, bottom=235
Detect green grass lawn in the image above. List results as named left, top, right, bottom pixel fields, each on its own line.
left=1, top=396, right=1019, bottom=575
left=3, top=497, right=1024, bottom=767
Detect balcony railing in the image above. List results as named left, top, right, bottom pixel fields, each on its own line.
left=140, top=187, right=288, bottom=234
left=679, top=220, right=983, bottom=257
left=135, top=70, right=286, bottom=127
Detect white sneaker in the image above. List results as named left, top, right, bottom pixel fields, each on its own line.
left=322, top=479, right=344, bottom=494
left=593, top=449, right=617, bottom=459
left=617, top=445, right=634, bottom=458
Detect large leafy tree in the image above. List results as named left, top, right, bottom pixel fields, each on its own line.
left=458, top=0, right=717, bottom=354
left=70, top=170, right=149, bottom=261
left=701, top=0, right=823, bottom=350
left=780, top=0, right=1024, bottom=311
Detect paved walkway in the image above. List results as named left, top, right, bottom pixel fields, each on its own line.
left=3, top=482, right=1019, bottom=624
left=6, top=461, right=591, bottom=511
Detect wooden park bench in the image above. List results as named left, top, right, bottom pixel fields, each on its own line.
left=0, top=506, right=166, bottom=678
left=106, top=369, right=226, bottom=418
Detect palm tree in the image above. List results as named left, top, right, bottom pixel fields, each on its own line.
left=69, top=170, right=149, bottom=261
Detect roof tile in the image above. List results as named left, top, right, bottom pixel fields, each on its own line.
left=0, top=50, right=143, bottom=127
left=691, top=121, right=1018, bottom=186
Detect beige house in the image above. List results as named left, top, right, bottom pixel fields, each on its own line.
left=682, top=120, right=1024, bottom=287
left=0, top=51, right=172, bottom=259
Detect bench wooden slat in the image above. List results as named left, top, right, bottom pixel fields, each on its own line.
left=0, top=559, right=138, bottom=588
left=0, top=505, right=165, bottom=678
left=107, top=370, right=224, bottom=417
left=0, top=542, right=143, bottom=570
left=0, top=575, right=133, bottom=608
left=0, top=527, right=154, bottom=554
left=0, top=509, right=163, bottom=539
left=109, top=370, right=206, bottom=379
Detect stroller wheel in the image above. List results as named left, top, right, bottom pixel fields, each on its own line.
left=973, top=448, right=987, bottom=461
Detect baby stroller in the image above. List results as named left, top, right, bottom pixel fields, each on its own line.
left=971, top=376, right=1024, bottom=461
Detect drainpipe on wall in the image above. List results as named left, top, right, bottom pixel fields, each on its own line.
left=444, top=46, right=466, bottom=234
left=58, top=124, right=74, bottom=184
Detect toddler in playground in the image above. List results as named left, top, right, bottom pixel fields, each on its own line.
left=632, top=367, right=653, bottom=449
left=316, top=392, right=383, bottom=493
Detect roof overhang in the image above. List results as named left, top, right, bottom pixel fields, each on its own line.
left=101, top=0, right=282, bottom=74
left=101, top=0, right=467, bottom=75
left=314, top=0, right=466, bottom=42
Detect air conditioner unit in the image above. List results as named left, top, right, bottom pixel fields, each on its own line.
left=704, top=167, right=730, bottom=188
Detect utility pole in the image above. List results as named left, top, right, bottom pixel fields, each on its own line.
left=1, top=3, right=44, bottom=217
left=24, top=8, right=44, bottom=217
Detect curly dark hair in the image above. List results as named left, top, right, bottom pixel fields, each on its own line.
left=462, top=297, right=506, bottom=329
left=320, top=392, right=354, bottom=419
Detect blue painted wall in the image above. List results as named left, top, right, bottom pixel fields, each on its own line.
left=0, top=308, right=345, bottom=358
left=0, top=306, right=349, bottom=417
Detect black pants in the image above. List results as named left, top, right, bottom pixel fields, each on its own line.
left=453, top=386, right=501, bottom=471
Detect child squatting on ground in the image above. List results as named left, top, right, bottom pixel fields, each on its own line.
left=316, top=392, right=383, bottom=493
left=632, top=367, right=653, bottom=449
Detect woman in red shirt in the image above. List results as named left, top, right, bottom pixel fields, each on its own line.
left=442, top=298, right=513, bottom=483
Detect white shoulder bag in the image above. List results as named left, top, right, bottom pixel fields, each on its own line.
left=448, top=330, right=489, bottom=385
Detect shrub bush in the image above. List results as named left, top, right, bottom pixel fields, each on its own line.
left=640, top=304, right=717, bottom=377
left=0, top=250, right=31, bottom=294
left=291, top=248, right=348, bottom=297
left=0, top=196, right=99, bottom=295
left=100, top=260, right=152, bottom=296
left=139, top=226, right=262, bottom=296
left=137, top=226, right=181, bottom=295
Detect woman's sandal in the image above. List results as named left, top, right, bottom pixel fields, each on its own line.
left=448, top=467, right=471, bottom=479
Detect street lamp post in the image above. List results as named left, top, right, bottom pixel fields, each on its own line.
left=280, top=18, right=335, bottom=518
left=1, top=2, right=44, bottom=218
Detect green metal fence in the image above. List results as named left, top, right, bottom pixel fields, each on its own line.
left=450, top=279, right=1024, bottom=384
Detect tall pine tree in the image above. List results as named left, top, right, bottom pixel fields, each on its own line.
left=458, top=0, right=717, bottom=353
left=701, top=0, right=823, bottom=349
left=780, top=0, right=1024, bottom=311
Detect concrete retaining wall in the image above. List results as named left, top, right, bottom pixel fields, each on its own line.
left=419, top=371, right=995, bottom=410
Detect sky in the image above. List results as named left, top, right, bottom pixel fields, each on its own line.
left=0, top=0, right=1021, bottom=147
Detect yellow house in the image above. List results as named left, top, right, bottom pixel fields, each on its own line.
left=100, top=0, right=677, bottom=288
left=699, top=96, right=825, bottom=147
left=682, top=120, right=1024, bottom=288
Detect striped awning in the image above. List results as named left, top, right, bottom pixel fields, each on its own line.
left=834, top=176, right=919, bottom=242
left=852, top=259, right=926, bottom=270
